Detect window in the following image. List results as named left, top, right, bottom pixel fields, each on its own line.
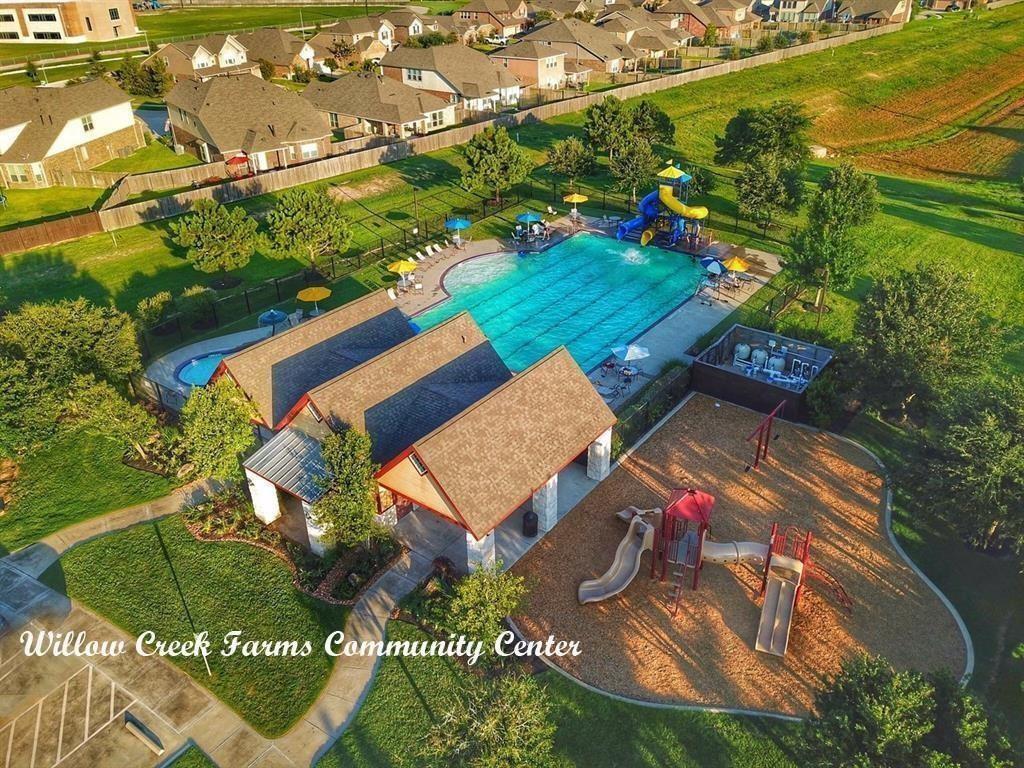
left=300, top=143, right=318, bottom=160
left=406, top=67, right=422, bottom=82
left=429, top=110, right=443, bottom=128
left=409, top=454, right=428, bottom=476
left=328, top=112, right=339, bottom=128
left=81, top=114, right=94, bottom=132
left=0, top=31, right=17, bottom=39
left=8, top=165, right=29, bottom=182
left=108, top=7, right=119, bottom=20
left=85, top=16, right=92, bottom=30
left=0, top=12, right=15, bottom=21
left=33, top=164, right=44, bottom=182
left=33, top=31, right=60, bottom=39
left=27, top=13, right=57, bottom=21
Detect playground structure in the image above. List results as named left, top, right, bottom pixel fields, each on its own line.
left=580, top=487, right=851, bottom=657
left=616, top=180, right=709, bottom=250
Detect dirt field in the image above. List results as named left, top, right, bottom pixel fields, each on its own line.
left=513, top=395, right=967, bottom=716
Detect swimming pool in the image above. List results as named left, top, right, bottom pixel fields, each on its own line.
left=175, top=351, right=228, bottom=387
left=416, top=233, right=705, bottom=372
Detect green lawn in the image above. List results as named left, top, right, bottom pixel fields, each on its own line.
left=0, top=186, right=105, bottom=231
left=41, top=515, right=348, bottom=737
left=168, top=745, right=217, bottom=768
left=319, top=622, right=799, bottom=768
left=0, top=428, right=175, bottom=554
left=96, top=140, right=202, bottom=173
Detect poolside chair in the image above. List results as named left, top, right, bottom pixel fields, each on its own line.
left=546, top=205, right=558, bottom=216
left=387, top=287, right=397, bottom=301
left=414, top=282, right=424, bottom=293
left=415, top=251, right=427, bottom=261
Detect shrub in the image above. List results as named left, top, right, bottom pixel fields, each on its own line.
left=446, top=564, right=527, bottom=666
left=177, top=284, right=215, bottom=327
left=136, top=291, right=173, bottom=327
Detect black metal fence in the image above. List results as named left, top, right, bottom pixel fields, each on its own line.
left=614, top=365, right=692, bottom=454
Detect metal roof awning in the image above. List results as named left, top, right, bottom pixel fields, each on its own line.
left=244, top=427, right=326, bottom=502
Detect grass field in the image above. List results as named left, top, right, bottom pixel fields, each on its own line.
left=319, top=622, right=800, bottom=768
left=0, top=186, right=105, bottom=231
left=96, top=139, right=202, bottom=173
left=0, top=428, right=175, bottom=554
left=168, top=746, right=217, bottom=768
left=41, top=515, right=348, bottom=737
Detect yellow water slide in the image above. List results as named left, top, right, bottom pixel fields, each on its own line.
left=658, top=184, right=708, bottom=220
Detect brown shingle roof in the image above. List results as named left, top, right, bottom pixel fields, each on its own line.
left=233, top=28, right=308, bottom=68
left=0, top=79, right=132, bottom=163
left=166, top=74, right=330, bottom=154
left=306, top=312, right=512, bottom=463
left=380, top=44, right=522, bottom=99
left=523, top=17, right=638, bottom=61
left=303, top=73, right=450, bottom=126
left=410, top=347, right=615, bottom=537
left=492, top=39, right=567, bottom=60
left=220, top=290, right=414, bottom=426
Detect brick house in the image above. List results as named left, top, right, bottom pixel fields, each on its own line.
left=0, top=0, right=137, bottom=44
left=308, top=15, right=396, bottom=65
left=233, top=28, right=321, bottom=79
left=522, top=17, right=638, bottom=73
left=489, top=40, right=567, bottom=90
left=832, top=0, right=911, bottom=23
left=456, top=0, right=530, bottom=36
left=142, top=33, right=261, bottom=83
left=650, top=0, right=760, bottom=40
left=166, top=74, right=331, bottom=170
left=0, top=79, right=143, bottom=189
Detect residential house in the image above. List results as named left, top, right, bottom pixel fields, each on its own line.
left=522, top=17, right=638, bottom=73
left=489, top=40, right=567, bottom=89
left=0, top=79, right=144, bottom=188
left=235, top=295, right=615, bottom=568
left=380, top=43, right=522, bottom=113
left=303, top=72, right=457, bottom=138
left=427, top=13, right=486, bottom=44
left=308, top=16, right=395, bottom=64
left=650, top=0, right=759, bottom=40
left=831, top=0, right=910, bottom=23
left=166, top=74, right=331, bottom=170
left=379, top=9, right=435, bottom=43
left=595, top=6, right=691, bottom=58
left=456, top=0, right=530, bottom=36
left=233, top=28, right=320, bottom=78
left=0, top=0, right=137, bottom=43
left=527, top=0, right=595, bottom=19
left=770, top=0, right=827, bottom=21
left=143, top=33, right=261, bottom=83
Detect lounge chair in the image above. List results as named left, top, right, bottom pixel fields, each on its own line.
left=596, top=383, right=621, bottom=400
left=415, top=251, right=427, bottom=261
left=547, top=205, right=558, bottom=215
left=414, top=282, right=424, bottom=293
left=386, top=287, right=397, bottom=301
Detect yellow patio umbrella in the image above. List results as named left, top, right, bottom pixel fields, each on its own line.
left=297, top=285, right=332, bottom=316
left=722, top=255, right=750, bottom=273
left=387, top=259, right=417, bottom=288
left=563, top=192, right=588, bottom=214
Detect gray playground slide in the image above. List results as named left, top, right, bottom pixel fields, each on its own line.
left=755, top=555, right=804, bottom=656
left=578, top=516, right=655, bottom=604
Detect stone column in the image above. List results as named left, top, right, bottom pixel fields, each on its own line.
left=246, top=469, right=282, bottom=525
left=466, top=530, right=496, bottom=572
left=532, top=474, right=559, bottom=532
left=587, top=427, right=613, bottom=482
left=303, top=502, right=328, bottom=557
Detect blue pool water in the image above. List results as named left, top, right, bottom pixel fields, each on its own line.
left=176, top=352, right=227, bottom=387
left=416, top=233, right=704, bottom=372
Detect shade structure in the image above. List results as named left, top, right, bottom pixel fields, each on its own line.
left=664, top=488, right=715, bottom=525
left=258, top=308, right=288, bottom=326
left=563, top=192, right=588, bottom=215
left=657, top=163, right=692, bottom=184
left=516, top=211, right=543, bottom=224
left=722, top=256, right=750, bottom=273
left=700, top=256, right=725, bottom=276
left=445, top=217, right=471, bottom=231
left=297, top=286, right=332, bottom=316
left=612, top=343, right=650, bottom=362
left=226, top=155, right=248, bottom=166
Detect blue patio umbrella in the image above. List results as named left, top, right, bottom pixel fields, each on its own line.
left=445, top=217, right=471, bottom=235
left=516, top=211, right=543, bottom=224
left=700, top=256, right=725, bottom=276
left=258, top=308, right=288, bottom=326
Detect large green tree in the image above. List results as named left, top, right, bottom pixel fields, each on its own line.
left=461, top=125, right=532, bottom=204
left=266, top=187, right=352, bottom=269
left=804, top=655, right=1013, bottom=767
left=545, top=136, right=594, bottom=191
left=735, top=153, right=804, bottom=231
left=0, top=355, right=62, bottom=455
left=171, top=199, right=260, bottom=277
left=583, top=95, right=632, bottom=158
left=851, top=264, right=999, bottom=420
left=446, top=563, right=527, bottom=665
left=630, top=99, right=674, bottom=145
left=714, top=100, right=811, bottom=167
left=312, top=428, right=379, bottom=548
left=0, top=298, right=140, bottom=388
left=64, top=375, right=159, bottom=462
left=610, top=135, right=659, bottom=203
left=181, top=377, right=258, bottom=480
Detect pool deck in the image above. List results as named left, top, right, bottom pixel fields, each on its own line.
left=393, top=217, right=782, bottom=409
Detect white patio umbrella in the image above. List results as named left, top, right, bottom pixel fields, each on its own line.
left=612, top=344, right=651, bottom=362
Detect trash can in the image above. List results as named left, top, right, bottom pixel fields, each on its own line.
left=522, top=511, right=538, bottom=538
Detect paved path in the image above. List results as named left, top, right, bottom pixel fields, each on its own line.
left=0, top=484, right=434, bottom=767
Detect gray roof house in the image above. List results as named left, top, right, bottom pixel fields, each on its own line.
left=232, top=28, right=321, bottom=77
left=522, top=17, right=639, bottom=73
left=380, top=43, right=523, bottom=110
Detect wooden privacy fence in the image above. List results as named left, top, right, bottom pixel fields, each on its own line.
left=0, top=211, right=102, bottom=255
left=102, top=160, right=231, bottom=209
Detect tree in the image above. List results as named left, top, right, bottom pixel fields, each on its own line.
left=0, top=355, right=62, bottom=455
left=423, top=673, right=556, bottom=768
left=180, top=377, right=258, bottom=480
left=25, top=61, right=38, bottom=82
left=687, top=166, right=717, bottom=196
left=460, top=125, right=531, bottom=204
left=256, top=58, right=275, bottom=80
left=533, top=8, right=555, bottom=21
left=136, top=291, right=174, bottom=327
left=804, top=655, right=1014, bottom=768
left=170, top=199, right=260, bottom=277
left=405, top=31, right=457, bottom=47
left=64, top=376, right=158, bottom=461
left=311, top=429, right=379, bottom=548
left=921, top=378, right=1024, bottom=552
left=546, top=136, right=593, bottom=190
left=630, top=99, right=674, bottom=145
left=265, top=187, right=352, bottom=269
left=583, top=96, right=632, bottom=157
left=329, top=38, right=355, bottom=61
left=735, top=153, right=804, bottom=230
left=115, top=55, right=144, bottom=94
left=0, top=298, right=140, bottom=388
left=446, top=563, right=527, bottom=663
left=701, top=25, right=719, bottom=46
left=756, top=35, right=774, bottom=52
left=851, top=264, right=999, bottom=420
left=85, top=50, right=106, bottom=80
left=143, top=58, right=172, bottom=97
left=177, top=284, right=216, bottom=328
left=714, top=100, right=811, bottom=167
left=610, top=135, right=659, bottom=203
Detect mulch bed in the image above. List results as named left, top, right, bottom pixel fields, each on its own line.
left=512, top=394, right=967, bottom=716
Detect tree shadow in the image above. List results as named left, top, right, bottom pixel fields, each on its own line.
left=0, top=249, right=111, bottom=309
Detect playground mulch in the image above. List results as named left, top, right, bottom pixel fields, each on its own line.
left=512, top=394, right=967, bottom=716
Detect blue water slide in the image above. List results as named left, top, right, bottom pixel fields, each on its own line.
left=616, top=190, right=661, bottom=240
